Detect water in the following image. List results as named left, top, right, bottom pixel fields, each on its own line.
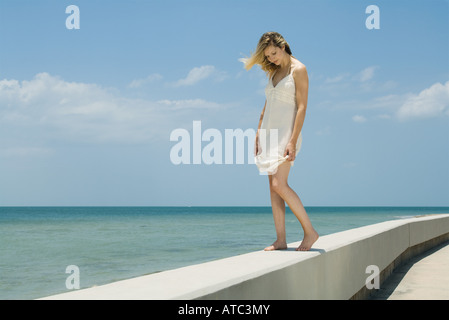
left=0, top=206, right=448, bottom=300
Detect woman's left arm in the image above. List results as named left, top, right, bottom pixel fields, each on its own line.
left=284, top=65, right=309, bottom=161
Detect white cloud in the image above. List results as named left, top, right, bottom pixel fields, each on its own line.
left=357, top=66, right=378, bottom=82
left=0, top=72, right=227, bottom=146
left=352, top=115, right=367, bottom=123
left=322, top=66, right=377, bottom=86
left=343, top=162, right=357, bottom=168
left=325, top=73, right=349, bottom=84
left=128, top=73, right=162, bottom=88
left=318, top=66, right=388, bottom=97
left=157, top=98, right=221, bottom=110
left=397, top=81, right=449, bottom=121
left=172, top=65, right=226, bottom=87
left=317, top=69, right=449, bottom=124
left=375, top=114, right=391, bottom=120
left=371, top=94, right=409, bottom=109
left=315, top=126, right=331, bottom=136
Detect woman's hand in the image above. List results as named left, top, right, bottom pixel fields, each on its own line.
left=284, top=141, right=296, bottom=161
left=254, top=134, right=261, bottom=156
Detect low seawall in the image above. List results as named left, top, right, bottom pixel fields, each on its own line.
left=40, top=214, right=449, bottom=300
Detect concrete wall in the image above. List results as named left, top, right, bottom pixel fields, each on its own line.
left=40, top=214, right=449, bottom=300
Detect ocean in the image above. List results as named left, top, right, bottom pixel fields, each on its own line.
left=1, top=206, right=448, bottom=300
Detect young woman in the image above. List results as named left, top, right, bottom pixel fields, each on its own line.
left=243, top=32, right=319, bottom=251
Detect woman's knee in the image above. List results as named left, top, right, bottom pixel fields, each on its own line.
left=270, top=177, right=288, bottom=195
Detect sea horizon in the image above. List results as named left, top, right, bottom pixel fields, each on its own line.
left=5, top=205, right=446, bottom=209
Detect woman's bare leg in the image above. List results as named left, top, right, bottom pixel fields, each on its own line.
left=264, top=174, right=287, bottom=251
left=269, top=162, right=319, bottom=251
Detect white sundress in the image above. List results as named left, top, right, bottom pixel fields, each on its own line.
left=255, top=67, right=302, bottom=175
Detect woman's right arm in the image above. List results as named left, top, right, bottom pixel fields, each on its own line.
left=257, top=100, right=267, bottom=131
left=255, top=100, right=267, bottom=156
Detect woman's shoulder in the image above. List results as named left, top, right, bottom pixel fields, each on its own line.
left=291, top=58, right=307, bottom=73
left=291, top=59, right=308, bottom=81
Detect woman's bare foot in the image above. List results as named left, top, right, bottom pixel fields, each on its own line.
left=296, top=230, right=319, bottom=251
left=264, top=240, right=287, bottom=251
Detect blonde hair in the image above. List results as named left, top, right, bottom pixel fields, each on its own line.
left=242, top=32, right=292, bottom=77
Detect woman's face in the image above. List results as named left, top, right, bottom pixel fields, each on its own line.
left=264, top=45, right=284, bottom=65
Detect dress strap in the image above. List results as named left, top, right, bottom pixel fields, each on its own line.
left=288, top=61, right=294, bottom=75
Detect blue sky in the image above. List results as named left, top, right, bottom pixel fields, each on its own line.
left=0, top=0, right=448, bottom=206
